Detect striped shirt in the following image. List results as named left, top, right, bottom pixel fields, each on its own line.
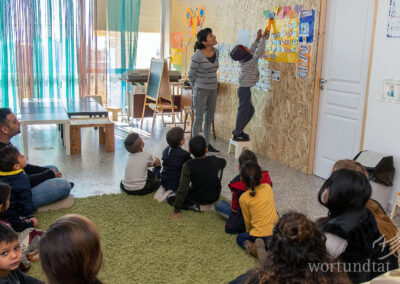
left=188, top=48, right=219, bottom=90
left=239, top=37, right=266, bottom=87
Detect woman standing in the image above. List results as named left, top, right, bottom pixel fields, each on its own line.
left=188, top=28, right=220, bottom=153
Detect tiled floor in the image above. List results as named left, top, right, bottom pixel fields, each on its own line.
left=14, top=117, right=328, bottom=219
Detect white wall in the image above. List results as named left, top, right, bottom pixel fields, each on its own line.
left=363, top=0, right=400, bottom=209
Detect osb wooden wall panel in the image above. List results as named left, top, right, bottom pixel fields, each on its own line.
left=171, top=0, right=321, bottom=173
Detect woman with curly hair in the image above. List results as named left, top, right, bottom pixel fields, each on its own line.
left=230, top=212, right=350, bottom=284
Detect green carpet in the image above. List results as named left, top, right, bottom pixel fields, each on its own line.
left=28, top=194, right=256, bottom=283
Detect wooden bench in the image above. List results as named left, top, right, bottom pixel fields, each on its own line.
left=69, top=118, right=114, bottom=154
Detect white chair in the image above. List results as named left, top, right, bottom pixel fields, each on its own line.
left=228, top=139, right=252, bottom=158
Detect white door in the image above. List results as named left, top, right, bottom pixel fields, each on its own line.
left=313, top=0, right=375, bottom=178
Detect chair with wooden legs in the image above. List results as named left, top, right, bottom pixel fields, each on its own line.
left=182, top=106, right=216, bottom=139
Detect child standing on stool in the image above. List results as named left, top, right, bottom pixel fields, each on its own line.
left=121, top=133, right=161, bottom=195
left=154, top=127, right=191, bottom=202
left=236, top=161, right=278, bottom=260
left=230, top=27, right=269, bottom=141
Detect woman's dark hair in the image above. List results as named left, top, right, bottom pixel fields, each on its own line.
left=0, top=182, right=10, bottom=212
left=194, top=28, right=212, bottom=51
left=238, top=150, right=258, bottom=168
left=240, top=161, right=262, bottom=197
left=39, top=214, right=103, bottom=284
left=243, top=212, right=351, bottom=284
left=318, top=168, right=371, bottom=218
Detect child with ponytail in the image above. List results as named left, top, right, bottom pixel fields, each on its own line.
left=236, top=161, right=278, bottom=260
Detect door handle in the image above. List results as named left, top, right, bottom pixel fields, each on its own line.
left=319, top=78, right=328, bottom=90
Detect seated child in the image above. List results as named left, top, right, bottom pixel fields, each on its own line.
left=236, top=161, right=278, bottom=260
left=332, top=159, right=399, bottom=252
left=215, top=150, right=272, bottom=234
left=229, top=27, right=269, bottom=141
left=0, top=182, right=11, bottom=227
left=170, top=135, right=226, bottom=218
left=229, top=212, right=351, bottom=284
left=0, top=182, right=44, bottom=272
left=0, top=223, right=44, bottom=283
left=121, top=132, right=161, bottom=195
left=154, top=127, right=191, bottom=202
left=39, top=214, right=103, bottom=284
left=0, top=146, right=39, bottom=232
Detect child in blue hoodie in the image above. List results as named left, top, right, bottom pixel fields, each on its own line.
left=154, top=127, right=191, bottom=202
left=0, top=146, right=41, bottom=232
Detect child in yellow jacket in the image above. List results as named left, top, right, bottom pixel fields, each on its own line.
left=236, top=161, right=278, bottom=258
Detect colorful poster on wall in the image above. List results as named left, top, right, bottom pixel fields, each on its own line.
left=237, top=29, right=250, bottom=47
left=297, top=44, right=312, bottom=77
left=387, top=0, right=400, bottom=38
left=264, top=17, right=300, bottom=63
left=171, top=48, right=182, bottom=65
left=184, top=7, right=206, bottom=44
left=171, top=32, right=183, bottom=49
left=299, top=10, right=315, bottom=43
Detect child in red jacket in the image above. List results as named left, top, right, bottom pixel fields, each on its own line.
left=215, top=150, right=272, bottom=234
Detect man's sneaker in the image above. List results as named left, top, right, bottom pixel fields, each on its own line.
left=207, top=144, right=220, bottom=154
left=233, top=134, right=250, bottom=142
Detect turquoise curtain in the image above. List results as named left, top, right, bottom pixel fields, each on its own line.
left=106, top=0, right=141, bottom=109
left=0, top=0, right=141, bottom=112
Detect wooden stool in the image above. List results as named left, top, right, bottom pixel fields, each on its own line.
left=228, top=139, right=252, bottom=158
left=390, top=192, right=400, bottom=219
left=70, top=119, right=115, bottom=154
left=106, top=107, right=123, bottom=121
left=183, top=106, right=216, bottom=139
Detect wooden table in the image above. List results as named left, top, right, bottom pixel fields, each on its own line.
left=20, top=98, right=71, bottom=158
left=63, top=97, right=108, bottom=118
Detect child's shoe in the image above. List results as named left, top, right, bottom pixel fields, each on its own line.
left=199, top=204, right=215, bottom=212
left=245, top=240, right=258, bottom=257
left=233, top=133, right=250, bottom=142
left=255, top=238, right=267, bottom=264
left=159, top=189, right=173, bottom=202
left=154, top=185, right=165, bottom=202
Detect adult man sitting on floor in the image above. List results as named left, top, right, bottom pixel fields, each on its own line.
left=0, top=108, right=73, bottom=210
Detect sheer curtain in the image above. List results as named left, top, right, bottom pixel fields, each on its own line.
left=0, top=0, right=141, bottom=111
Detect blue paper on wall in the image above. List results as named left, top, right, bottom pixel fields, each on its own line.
left=237, top=29, right=250, bottom=47
left=299, top=10, right=315, bottom=43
